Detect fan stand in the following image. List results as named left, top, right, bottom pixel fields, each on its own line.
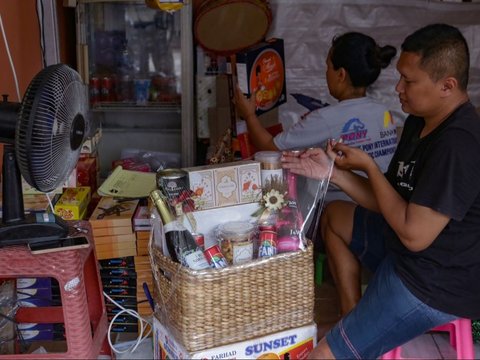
left=0, top=145, right=69, bottom=247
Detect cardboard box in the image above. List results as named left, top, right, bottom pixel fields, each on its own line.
left=54, top=186, right=91, bottom=220
left=93, top=233, right=136, bottom=246
left=93, top=225, right=134, bottom=237
left=236, top=38, right=286, bottom=116
left=183, top=160, right=261, bottom=210
left=95, top=247, right=137, bottom=261
left=89, top=197, right=139, bottom=229
left=154, top=317, right=316, bottom=359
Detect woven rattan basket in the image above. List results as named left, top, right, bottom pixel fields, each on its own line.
left=151, top=242, right=314, bottom=352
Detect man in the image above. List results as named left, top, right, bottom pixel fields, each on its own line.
left=281, top=23, right=480, bottom=359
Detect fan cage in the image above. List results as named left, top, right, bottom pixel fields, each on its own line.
left=15, top=64, right=88, bottom=193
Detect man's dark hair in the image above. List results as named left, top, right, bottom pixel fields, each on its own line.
left=401, top=23, right=470, bottom=90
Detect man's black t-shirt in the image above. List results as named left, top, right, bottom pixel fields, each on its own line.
left=384, top=101, right=480, bottom=319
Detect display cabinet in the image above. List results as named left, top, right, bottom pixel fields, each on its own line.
left=74, top=0, right=194, bottom=176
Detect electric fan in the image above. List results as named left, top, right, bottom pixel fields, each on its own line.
left=0, top=64, right=88, bottom=247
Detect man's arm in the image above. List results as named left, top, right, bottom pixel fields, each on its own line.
left=334, top=143, right=450, bottom=252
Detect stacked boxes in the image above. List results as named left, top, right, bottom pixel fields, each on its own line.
left=89, top=197, right=139, bottom=260
left=16, top=278, right=65, bottom=342
left=134, top=256, right=154, bottom=318
left=99, top=257, right=139, bottom=333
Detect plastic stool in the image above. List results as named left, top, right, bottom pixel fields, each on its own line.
left=381, top=318, right=474, bottom=359
left=0, top=221, right=110, bottom=359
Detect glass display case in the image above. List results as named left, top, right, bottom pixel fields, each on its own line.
left=75, top=0, right=194, bottom=176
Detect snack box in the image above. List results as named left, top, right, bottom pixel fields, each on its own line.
left=236, top=38, right=286, bottom=116
left=89, top=197, right=139, bottom=229
left=183, top=160, right=261, bottom=210
left=154, top=317, right=316, bottom=360
left=54, top=186, right=91, bottom=220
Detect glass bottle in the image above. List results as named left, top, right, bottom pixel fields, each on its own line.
left=150, top=190, right=209, bottom=270
left=275, top=170, right=303, bottom=252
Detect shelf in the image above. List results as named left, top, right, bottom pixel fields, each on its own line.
left=91, top=102, right=181, bottom=113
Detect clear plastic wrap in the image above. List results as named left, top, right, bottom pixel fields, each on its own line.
left=148, top=154, right=333, bottom=352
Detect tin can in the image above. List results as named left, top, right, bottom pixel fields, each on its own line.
left=89, top=76, right=100, bottom=105
left=258, top=226, right=277, bottom=258
left=101, top=76, right=113, bottom=102
left=156, top=168, right=189, bottom=200
left=192, top=233, right=205, bottom=251
left=204, top=245, right=228, bottom=269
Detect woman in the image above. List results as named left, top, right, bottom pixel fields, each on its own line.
left=234, top=32, right=398, bottom=175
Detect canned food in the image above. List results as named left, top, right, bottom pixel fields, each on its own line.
left=204, top=244, right=228, bottom=269
left=101, top=76, right=113, bottom=102
left=89, top=76, right=100, bottom=104
left=258, top=228, right=277, bottom=258
left=218, top=221, right=254, bottom=265
left=192, top=233, right=205, bottom=251
left=156, top=168, right=189, bottom=200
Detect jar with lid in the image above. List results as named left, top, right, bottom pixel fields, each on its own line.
left=217, top=221, right=255, bottom=265
left=254, top=151, right=283, bottom=188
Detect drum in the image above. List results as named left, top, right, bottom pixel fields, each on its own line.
left=194, top=0, right=272, bottom=55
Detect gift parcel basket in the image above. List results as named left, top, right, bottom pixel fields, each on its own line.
left=150, top=152, right=332, bottom=352
left=151, top=241, right=313, bottom=352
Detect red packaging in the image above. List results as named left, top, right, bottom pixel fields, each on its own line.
left=89, top=76, right=100, bottom=105
left=76, top=156, right=98, bottom=191
left=192, top=233, right=205, bottom=251
left=101, top=76, right=113, bottom=102
left=204, top=245, right=228, bottom=269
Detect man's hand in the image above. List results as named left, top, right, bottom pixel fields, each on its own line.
left=281, top=148, right=333, bottom=181
left=332, top=142, right=378, bottom=174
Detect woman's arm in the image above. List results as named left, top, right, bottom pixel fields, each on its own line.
left=234, top=85, right=279, bottom=151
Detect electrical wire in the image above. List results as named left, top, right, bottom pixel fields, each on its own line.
left=35, top=0, right=47, bottom=68
left=0, top=13, right=21, bottom=102
left=103, top=291, right=152, bottom=355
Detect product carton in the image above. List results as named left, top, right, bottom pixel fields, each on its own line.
left=154, top=317, right=316, bottom=359
left=89, top=197, right=139, bottom=229
left=236, top=38, right=286, bottom=116
left=54, top=186, right=91, bottom=220
left=183, top=160, right=262, bottom=210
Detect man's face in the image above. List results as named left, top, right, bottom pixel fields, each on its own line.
left=395, top=51, right=443, bottom=118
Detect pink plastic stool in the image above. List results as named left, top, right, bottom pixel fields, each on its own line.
left=0, top=221, right=110, bottom=359
left=381, top=318, right=474, bottom=359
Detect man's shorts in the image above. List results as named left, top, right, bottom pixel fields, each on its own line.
left=349, top=205, right=388, bottom=272
left=325, top=206, right=457, bottom=359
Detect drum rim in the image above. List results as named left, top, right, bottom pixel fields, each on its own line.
left=194, top=0, right=273, bottom=55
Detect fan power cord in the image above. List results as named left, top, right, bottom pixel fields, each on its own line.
left=103, top=291, right=152, bottom=355
left=0, top=13, right=21, bottom=101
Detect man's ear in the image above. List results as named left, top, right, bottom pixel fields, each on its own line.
left=440, top=76, right=458, bottom=97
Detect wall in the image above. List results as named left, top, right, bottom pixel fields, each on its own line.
left=0, top=0, right=43, bottom=103
left=267, top=0, right=480, bottom=129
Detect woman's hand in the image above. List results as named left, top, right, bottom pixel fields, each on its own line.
left=233, top=84, right=257, bottom=120
left=281, top=148, right=333, bottom=181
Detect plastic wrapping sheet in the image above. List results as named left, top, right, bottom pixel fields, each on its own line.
left=148, top=160, right=333, bottom=351
left=266, top=0, right=480, bottom=129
